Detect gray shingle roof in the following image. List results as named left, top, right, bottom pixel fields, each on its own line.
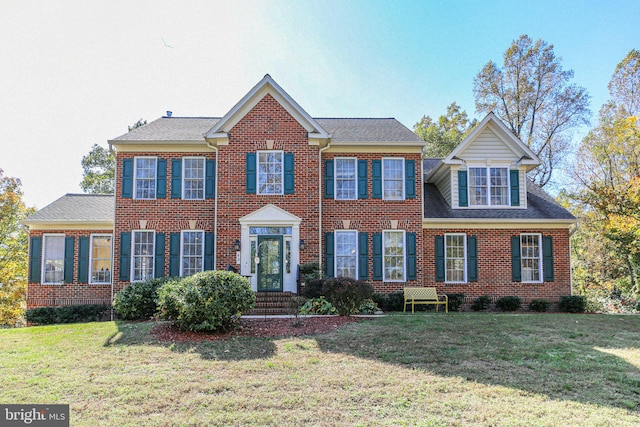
left=24, top=194, right=114, bottom=224
left=423, top=182, right=575, bottom=221
left=110, top=117, right=421, bottom=144
left=315, top=118, right=422, bottom=143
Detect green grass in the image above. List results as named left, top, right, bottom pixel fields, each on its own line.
left=1, top=314, right=639, bottom=426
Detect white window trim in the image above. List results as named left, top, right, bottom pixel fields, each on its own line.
left=133, top=156, right=158, bottom=200
left=521, top=233, right=543, bottom=283
left=467, top=166, right=510, bottom=207
left=444, top=233, right=467, bottom=284
left=257, top=150, right=284, bottom=196
left=382, top=229, right=406, bottom=282
left=89, top=234, right=113, bottom=285
left=182, top=157, right=205, bottom=200
left=334, top=230, right=358, bottom=279
left=131, top=230, right=155, bottom=282
left=334, top=157, right=358, bottom=201
left=382, top=157, right=405, bottom=201
left=180, top=230, right=205, bottom=277
left=42, top=233, right=65, bottom=285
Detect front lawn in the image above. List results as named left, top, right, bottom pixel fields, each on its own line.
left=1, top=314, right=639, bottom=426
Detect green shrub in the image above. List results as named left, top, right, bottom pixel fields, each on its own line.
left=26, top=304, right=109, bottom=325
left=322, top=277, right=374, bottom=316
left=529, top=298, right=551, bottom=312
left=559, top=295, right=586, bottom=313
left=372, top=291, right=404, bottom=312
left=471, top=295, right=492, bottom=311
left=302, top=279, right=325, bottom=299
left=157, top=271, right=255, bottom=332
left=299, top=297, right=337, bottom=315
left=357, top=299, right=380, bottom=314
left=114, top=277, right=176, bottom=320
left=300, top=262, right=323, bottom=283
left=445, top=293, right=466, bottom=312
left=371, top=291, right=404, bottom=311
left=496, top=296, right=522, bottom=312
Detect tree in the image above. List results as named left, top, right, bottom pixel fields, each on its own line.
left=80, top=144, right=115, bottom=194
left=474, top=35, right=590, bottom=187
left=573, top=49, right=640, bottom=296
left=80, top=119, right=146, bottom=194
left=414, top=102, right=477, bottom=157
left=0, top=169, right=34, bottom=326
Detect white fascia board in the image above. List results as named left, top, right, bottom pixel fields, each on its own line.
left=422, top=218, right=575, bottom=229
left=24, top=221, right=114, bottom=231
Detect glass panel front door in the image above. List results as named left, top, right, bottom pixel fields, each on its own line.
left=257, top=235, right=283, bottom=291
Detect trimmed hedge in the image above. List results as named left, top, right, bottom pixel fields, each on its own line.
left=322, top=277, right=374, bottom=316
left=496, top=296, right=522, bottom=312
left=559, top=295, right=586, bottom=313
left=445, top=293, right=466, bottom=312
left=471, top=295, right=492, bottom=311
left=157, top=270, right=255, bottom=332
left=529, top=299, right=551, bottom=312
left=113, top=277, right=178, bottom=320
left=26, top=304, right=110, bottom=325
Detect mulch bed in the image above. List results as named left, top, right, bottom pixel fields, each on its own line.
left=150, top=316, right=366, bottom=342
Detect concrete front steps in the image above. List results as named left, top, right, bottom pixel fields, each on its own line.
left=245, top=292, right=299, bottom=316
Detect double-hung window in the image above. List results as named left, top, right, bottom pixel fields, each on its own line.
left=134, top=157, right=157, bottom=200
left=445, top=234, right=466, bottom=283
left=335, top=231, right=357, bottom=278
left=132, top=231, right=154, bottom=282
left=90, top=235, right=112, bottom=284
left=335, top=158, right=357, bottom=200
left=383, top=230, right=405, bottom=281
left=469, top=167, right=508, bottom=206
left=383, top=158, right=404, bottom=200
left=183, top=157, right=205, bottom=200
left=42, top=234, right=65, bottom=284
left=257, top=151, right=283, bottom=195
left=521, top=234, right=542, bottom=283
left=181, top=231, right=204, bottom=277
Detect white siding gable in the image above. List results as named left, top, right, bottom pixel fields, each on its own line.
left=456, top=124, right=520, bottom=162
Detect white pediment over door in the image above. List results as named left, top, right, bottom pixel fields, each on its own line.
left=239, top=204, right=302, bottom=226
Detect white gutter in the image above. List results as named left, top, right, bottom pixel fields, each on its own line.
left=318, top=139, right=331, bottom=270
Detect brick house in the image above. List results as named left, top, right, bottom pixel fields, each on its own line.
left=24, top=75, right=575, bottom=310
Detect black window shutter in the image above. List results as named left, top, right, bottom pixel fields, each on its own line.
left=467, top=236, right=478, bottom=282
left=205, top=160, right=216, bottom=199
left=358, top=232, right=368, bottom=280
left=372, top=160, right=382, bottom=199
left=171, top=159, right=182, bottom=199
left=358, top=160, right=368, bottom=199
left=543, top=236, right=554, bottom=282
left=154, top=233, right=165, bottom=278
left=78, top=236, right=89, bottom=283
left=511, top=236, right=522, bottom=282
left=324, top=160, right=334, bottom=198
left=156, top=159, right=167, bottom=199
left=435, top=236, right=445, bottom=282
left=284, top=153, right=294, bottom=194
left=29, top=236, right=42, bottom=283
left=204, top=233, right=215, bottom=271
left=122, top=159, right=133, bottom=199
left=372, top=233, right=383, bottom=280
left=458, top=170, right=468, bottom=207
left=406, top=232, right=417, bottom=280
left=324, top=232, right=334, bottom=278
left=405, top=160, right=416, bottom=199
left=510, top=170, right=520, bottom=206
left=64, top=236, right=75, bottom=283
left=169, top=233, right=180, bottom=276
left=119, top=232, right=131, bottom=281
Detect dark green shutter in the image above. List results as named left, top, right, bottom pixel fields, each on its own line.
left=510, top=170, right=520, bottom=206
left=156, top=159, right=167, bottom=199
left=64, top=236, right=75, bottom=283
left=204, top=232, right=215, bottom=271
left=324, top=232, right=334, bottom=278
left=358, top=160, right=368, bottom=199
left=372, top=160, right=382, bottom=199
left=78, top=236, right=89, bottom=283
left=122, top=158, right=133, bottom=199
left=406, top=232, right=417, bottom=281
left=154, top=233, right=165, bottom=278
left=119, top=232, right=131, bottom=281
left=511, top=236, right=522, bottom=282
left=169, top=233, right=180, bottom=276
left=458, top=170, right=468, bottom=207
left=246, top=153, right=256, bottom=194
left=284, top=153, right=294, bottom=194
left=543, top=236, right=554, bottom=282
left=358, top=232, right=368, bottom=280
left=205, top=160, right=216, bottom=199
left=324, top=160, right=334, bottom=198
left=405, top=160, right=416, bottom=199
left=373, top=233, right=383, bottom=280
left=467, top=236, right=478, bottom=282
left=435, top=236, right=445, bottom=282
left=171, top=159, right=182, bottom=199
left=29, top=236, right=42, bottom=283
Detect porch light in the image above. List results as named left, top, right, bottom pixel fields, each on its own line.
left=299, top=239, right=305, bottom=251
left=234, top=239, right=241, bottom=251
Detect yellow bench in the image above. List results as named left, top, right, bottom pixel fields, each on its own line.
left=403, top=287, right=448, bottom=313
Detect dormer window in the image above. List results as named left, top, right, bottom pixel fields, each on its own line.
left=469, top=167, right=509, bottom=207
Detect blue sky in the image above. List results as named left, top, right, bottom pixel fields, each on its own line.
left=1, top=0, right=638, bottom=208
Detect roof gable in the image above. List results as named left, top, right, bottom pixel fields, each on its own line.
left=205, top=74, right=329, bottom=142
left=444, top=112, right=540, bottom=167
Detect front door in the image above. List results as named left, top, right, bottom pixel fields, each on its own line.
left=257, top=235, right=283, bottom=291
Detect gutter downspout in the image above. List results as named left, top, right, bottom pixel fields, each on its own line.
left=205, top=140, right=219, bottom=270
left=318, top=138, right=331, bottom=271
left=108, top=142, right=116, bottom=321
